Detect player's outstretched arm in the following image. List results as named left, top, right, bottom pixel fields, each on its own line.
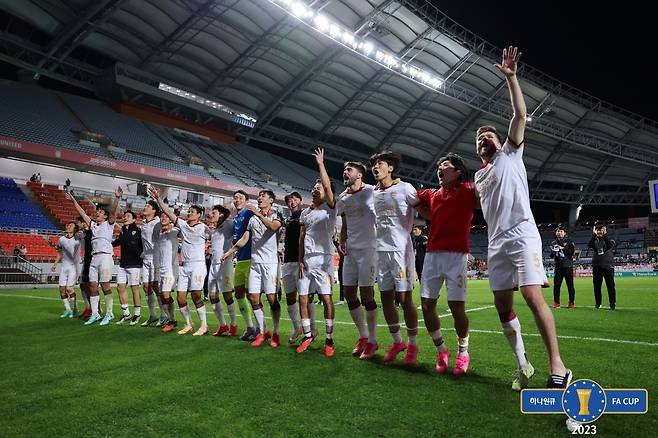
left=495, top=46, right=526, bottom=148
left=109, top=186, right=122, bottom=224
left=314, top=148, right=335, bottom=208
left=221, top=231, right=250, bottom=263
left=65, top=192, right=91, bottom=226
left=148, top=186, right=177, bottom=224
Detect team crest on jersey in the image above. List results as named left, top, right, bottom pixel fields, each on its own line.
left=533, top=252, right=541, bottom=270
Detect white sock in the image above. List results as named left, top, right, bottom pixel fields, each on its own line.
left=407, top=327, right=418, bottom=346
left=156, top=296, right=165, bottom=317
left=212, top=302, right=226, bottom=325
left=147, top=293, right=157, bottom=317
left=502, top=317, right=528, bottom=367
left=302, top=318, right=312, bottom=336
left=254, top=308, right=265, bottom=333
left=104, top=294, right=113, bottom=316
left=90, top=296, right=100, bottom=317
left=180, top=305, right=192, bottom=326
left=237, top=297, right=253, bottom=328
left=68, top=295, right=77, bottom=312
left=308, top=302, right=316, bottom=333
left=366, top=309, right=378, bottom=343
left=134, top=305, right=141, bottom=316
left=227, top=302, right=237, bottom=325
left=457, top=335, right=470, bottom=355
left=288, top=303, right=301, bottom=330
left=196, top=305, right=207, bottom=328
left=349, top=306, right=368, bottom=338
left=430, top=329, right=448, bottom=352
left=62, top=298, right=71, bottom=312
left=325, top=319, right=334, bottom=340
left=121, top=304, right=130, bottom=317
left=389, top=324, right=402, bottom=343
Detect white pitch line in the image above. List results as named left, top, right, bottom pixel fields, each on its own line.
left=2, top=294, right=657, bottom=347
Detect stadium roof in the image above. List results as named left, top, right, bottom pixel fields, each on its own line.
left=1, top=0, right=657, bottom=205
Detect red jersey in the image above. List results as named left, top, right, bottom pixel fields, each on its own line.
left=417, top=181, right=476, bottom=253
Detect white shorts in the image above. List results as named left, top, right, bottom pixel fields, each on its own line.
left=342, top=247, right=376, bottom=287
left=58, top=265, right=78, bottom=287
left=420, top=251, right=468, bottom=301
left=117, top=267, right=141, bottom=286
left=159, top=267, right=178, bottom=293
left=248, top=262, right=278, bottom=294
left=377, top=247, right=415, bottom=292
left=487, top=220, right=546, bottom=291
left=178, top=261, right=207, bottom=292
left=298, top=254, right=334, bottom=296
left=281, top=262, right=298, bottom=294
left=89, top=253, right=113, bottom=283
left=208, top=262, right=234, bottom=294
left=141, top=258, right=159, bottom=284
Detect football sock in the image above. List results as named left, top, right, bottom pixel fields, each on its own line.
left=430, top=329, right=448, bottom=352
left=389, top=324, right=402, bottom=343
left=227, top=302, right=237, bottom=325
left=325, top=319, right=334, bottom=340
left=288, top=303, right=301, bottom=330
left=212, top=302, right=226, bottom=326
left=349, top=306, right=368, bottom=338
left=237, top=297, right=253, bottom=328
left=501, top=314, right=528, bottom=368
left=457, top=335, right=470, bottom=355
left=254, top=308, right=265, bottom=333
left=180, top=304, right=192, bottom=326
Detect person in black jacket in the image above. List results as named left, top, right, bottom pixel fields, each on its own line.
left=412, top=225, right=428, bottom=282
left=113, top=211, right=144, bottom=325
left=550, top=226, right=576, bottom=308
left=588, top=224, right=616, bottom=310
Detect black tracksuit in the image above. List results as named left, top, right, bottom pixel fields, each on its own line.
left=550, top=237, right=576, bottom=304
left=112, top=223, right=143, bottom=269
left=413, top=234, right=428, bottom=281
left=588, top=233, right=616, bottom=309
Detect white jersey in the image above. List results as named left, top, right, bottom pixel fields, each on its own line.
left=175, top=218, right=208, bottom=263
left=157, top=227, right=179, bottom=272
left=58, top=235, right=81, bottom=267
left=90, top=221, right=114, bottom=254
left=210, top=220, right=234, bottom=264
left=474, top=141, right=535, bottom=242
left=374, top=180, right=418, bottom=252
left=300, top=202, right=336, bottom=256
left=141, top=217, right=160, bottom=260
left=336, top=184, right=376, bottom=250
left=247, top=211, right=281, bottom=264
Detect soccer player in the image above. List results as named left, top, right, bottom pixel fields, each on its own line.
left=67, top=187, right=121, bottom=325
left=75, top=218, right=93, bottom=319
left=336, top=160, right=378, bottom=359
left=550, top=225, right=576, bottom=308
left=416, top=153, right=477, bottom=375
left=295, top=148, right=337, bottom=357
left=112, top=210, right=143, bottom=326
left=140, top=200, right=163, bottom=327
left=51, top=221, right=81, bottom=318
left=473, top=46, right=571, bottom=389
left=149, top=186, right=209, bottom=336
left=157, top=211, right=180, bottom=333
left=370, top=151, right=420, bottom=365
left=281, top=191, right=313, bottom=343
left=208, top=204, right=238, bottom=336
left=222, top=190, right=283, bottom=347
left=231, top=190, right=257, bottom=341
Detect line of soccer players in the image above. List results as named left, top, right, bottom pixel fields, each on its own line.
left=51, top=46, right=571, bottom=390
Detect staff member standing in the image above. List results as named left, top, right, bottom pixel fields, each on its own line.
left=550, top=226, right=576, bottom=309
left=588, top=224, right=616, bottom=310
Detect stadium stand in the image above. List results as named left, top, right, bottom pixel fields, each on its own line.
left=26, top=181, right=96, bottom=228
left=0, top=177, right=58, bottom=232
left=0, top=232, right=57, bottom=262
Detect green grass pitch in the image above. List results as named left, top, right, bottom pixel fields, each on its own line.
left=0, top=277, right=656, bottom=437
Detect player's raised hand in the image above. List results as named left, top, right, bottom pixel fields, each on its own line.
left=313, top=148, right=325, bottom=165
left=115, top=186, right=123, bottom=198
left=495, top=46, right=521, bottom=77
left=148, top=185, right=159, bottom=199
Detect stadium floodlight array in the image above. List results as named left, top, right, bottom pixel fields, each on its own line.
left=158, top=83, right=257, bottom=125
left=270, top=0, right=444, bottom=90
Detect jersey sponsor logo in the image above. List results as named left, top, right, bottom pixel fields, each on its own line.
left=475, top=165, right=497, bottom=194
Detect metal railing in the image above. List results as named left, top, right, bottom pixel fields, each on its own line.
left=0, top=255, right=43, bottom=283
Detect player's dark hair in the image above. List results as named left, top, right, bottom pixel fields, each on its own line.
left=212, top=204, right=230, bottom=220
left=189, top=205, right=204, bottom=215
left=343, top=161, right=367, bottom=176
left=123, top=210, right=135, bottom=220
left=233, top=190, right=249, bottom=200
left=259, top=190, right=276, bottom=201
left=476, top=125, right=503, bottom=144
left=370, top=151, right=402, bottom=176
left=437, top=152, right=470, bottom=182
left=315, top=178, right=336, bottom=194
left=284, top=191, right=302, bottom=202
left=146, top=200, right=161, bottom=215
left=96, top=206, right=110, bottom=218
